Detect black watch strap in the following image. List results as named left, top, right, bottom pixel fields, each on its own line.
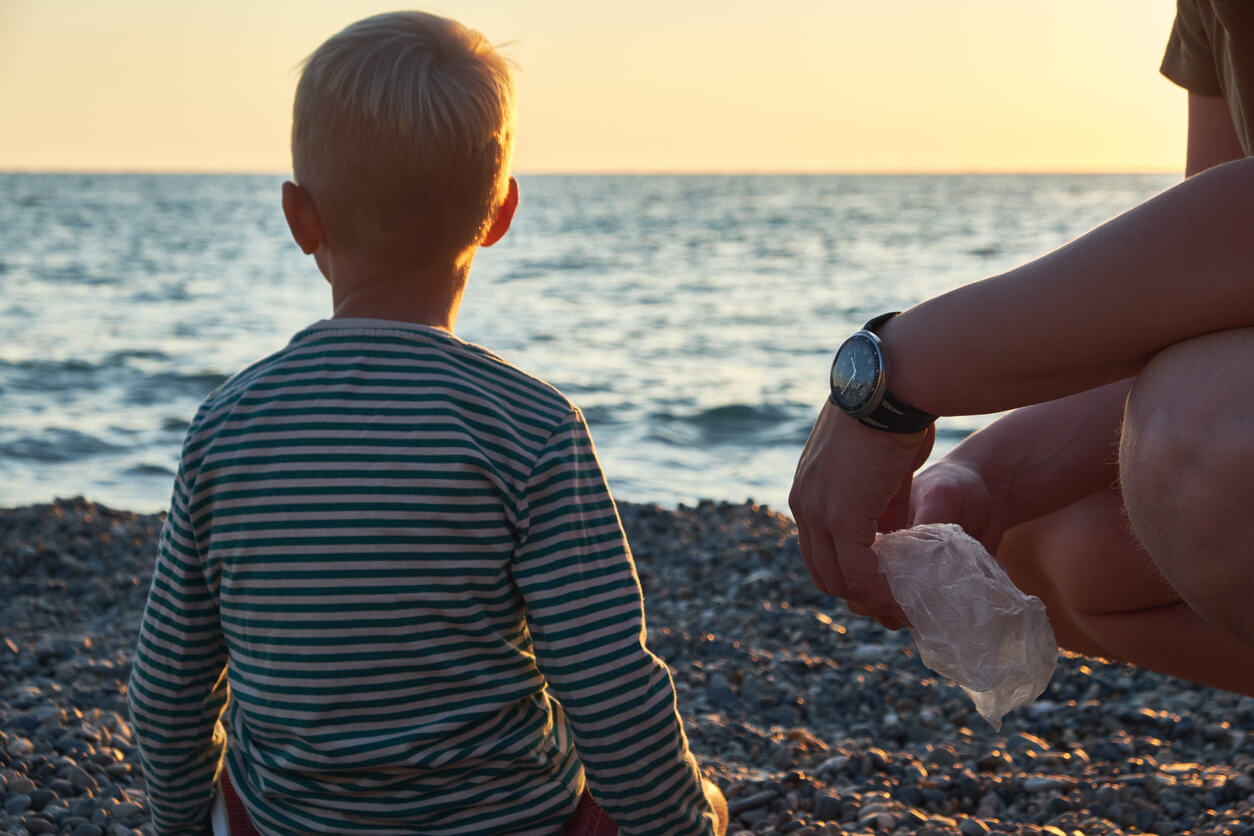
left=858, top=312, right=936, bottom=433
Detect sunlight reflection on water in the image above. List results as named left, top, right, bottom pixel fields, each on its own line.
left=0, top=172, right=1177, bottom=513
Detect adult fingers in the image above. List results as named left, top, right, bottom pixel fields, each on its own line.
left=799, top=525, right=848, bottom=599
left=910, top=482, right=960, bottom=526
left=847, top=598, right=908, bottom=631
left=837, top=541, right=909, bottom=627
left=877, top=473, right=913, bottom=534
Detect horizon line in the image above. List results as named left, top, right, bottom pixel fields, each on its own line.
left=0, top=166, right=1183, bottom=177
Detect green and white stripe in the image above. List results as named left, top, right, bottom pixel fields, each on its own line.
left=129, top=319, right=713, bottom=836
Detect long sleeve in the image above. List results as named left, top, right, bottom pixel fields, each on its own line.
left=128, top=467, right=230, bottom=835
left=511, top=409, right=715, bottom=836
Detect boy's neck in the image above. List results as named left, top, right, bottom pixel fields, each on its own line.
left=325, top=256, right=470, bottom=332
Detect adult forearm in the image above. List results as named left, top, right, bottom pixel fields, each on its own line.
left=883, top=158, right=1254, bottom=417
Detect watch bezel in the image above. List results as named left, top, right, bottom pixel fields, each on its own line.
left=829, top=329, right=887, bottom=419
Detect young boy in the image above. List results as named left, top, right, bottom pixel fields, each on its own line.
left=127, top=11, right=726, bottom=836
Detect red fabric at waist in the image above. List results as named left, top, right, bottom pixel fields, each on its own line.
left=220, top=769, right=263, bottom=836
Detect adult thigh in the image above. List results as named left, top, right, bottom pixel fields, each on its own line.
left=1120, top=327, right=1254, bottom=645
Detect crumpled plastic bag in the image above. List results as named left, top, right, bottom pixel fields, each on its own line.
left=872, top=523, right=1058, bottom=730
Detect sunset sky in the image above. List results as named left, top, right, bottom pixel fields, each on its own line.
left=1, top=0, right=1186, bottom=174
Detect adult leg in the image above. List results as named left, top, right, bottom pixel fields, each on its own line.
left=1120, top=327, right=1254, bottom=649
left=996, top=485, right=1254, bottom=695
left=994, top=328, right=1254, bottom=695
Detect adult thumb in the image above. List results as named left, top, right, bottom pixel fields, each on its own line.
left=909, top=473, right=962, bottom=527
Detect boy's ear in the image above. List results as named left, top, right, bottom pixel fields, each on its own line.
left=281, top=181, right=325, bottom=255
left=481, top=176, right=519, bottom=248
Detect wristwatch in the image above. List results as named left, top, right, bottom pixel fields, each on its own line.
left=828, top=312, right=935, bottom=433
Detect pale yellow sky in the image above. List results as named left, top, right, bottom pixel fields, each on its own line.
left=0, top=0, right=1186, bottom=174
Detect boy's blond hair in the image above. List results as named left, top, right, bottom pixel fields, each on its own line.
left=292, top=11, right=515, bottom=266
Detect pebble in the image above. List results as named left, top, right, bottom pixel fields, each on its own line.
left=4, top=497, right=1254, bottom=836
left=959, top=818, right=989, bottom=836
left=1021, top=776, right=1070, bottom=793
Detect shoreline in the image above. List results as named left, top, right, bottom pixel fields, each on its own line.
left=3, top=497, right=1253, bottom=836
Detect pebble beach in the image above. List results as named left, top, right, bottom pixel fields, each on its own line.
left=2, top=497, right=1253, bottom=836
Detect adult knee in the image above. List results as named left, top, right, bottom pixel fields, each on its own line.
left=1120, top=328, right=1254, bottom=644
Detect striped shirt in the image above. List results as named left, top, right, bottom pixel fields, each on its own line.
left=128, top=319, right=714, bottom=836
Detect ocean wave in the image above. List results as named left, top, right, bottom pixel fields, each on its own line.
left=0, top=358, right=103, bottom=394
left=123, top=463, right=177, bottom=477
left=650, top=403, right=800, bottom=446
left=123, top=371, right=228, bottom=405
left=103, top=349, right=171, bottom=366
left=1, top=428, right=123, bottom=462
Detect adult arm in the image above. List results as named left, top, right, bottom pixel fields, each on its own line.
left=905, top=88, right=1248, bottom=553
left=885, top=157, right=1254, bottom=415
left=512, top=409, right=715, bottom=836
left=791, top=157, right=1254, bottom=623
left=1186, top=92, right=1245, bottom=176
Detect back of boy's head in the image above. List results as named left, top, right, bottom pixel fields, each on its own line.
left=292, top=11, right=515, bottom=267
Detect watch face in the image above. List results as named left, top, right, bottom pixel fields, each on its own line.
left=830, top=333, right=883, bottom=414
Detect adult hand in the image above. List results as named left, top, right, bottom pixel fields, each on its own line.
left=906, top=383, right=1136, bottom=556
left=790, top=401, right=934, bottom=630
left=909, top=458, right=1005, bottom=555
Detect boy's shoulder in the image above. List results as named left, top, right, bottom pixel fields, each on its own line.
left=190, top=318, right=579, bottom=433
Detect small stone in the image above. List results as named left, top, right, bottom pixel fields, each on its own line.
left=9, top=776, right=37, bottom=794
left=1046, top=797, right=1072, bottom=817
left=48, top=779, right=77, bottom=797
left=705, top=673, right=737, bottom=709
left=1022, top=776, right=1069, bottom=793
left=70, top=799, right=97, bottom=817
left=5, top=795, right=32, bottom=815
left=737, top=807, right=769, bottom=825
left=26, top=790, right=56, bottom=812
left=958, top=817, right=990, bottom=836
left=817, top=755, right=849, bottom=775
left=6, top=737, right=35, bottom=757
left=975, top=792, right=1001, bottom=816
left=64, top=765, right=99, bottom=793
left=902, top=808, right=928, bottom=826
left=72, top=825, right=104, bottom=836
left=728, top=789, right=777, bottom=815
left=813, top=795, right=840, bottom=821
left=106, top=762, right=132, bottom=778
left=110, top=801, right=143, bottom=818
left=40, top=804, right=70, bottom=823
left=897, top=785, right=925, bottom=806
left=23, top=816, right=57, bottom=835
left=976, top=751, right=1010, bottom=771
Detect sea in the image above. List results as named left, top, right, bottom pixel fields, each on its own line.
left=0, top=172, right=1178, bottom=515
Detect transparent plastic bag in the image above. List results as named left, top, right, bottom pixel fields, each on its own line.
left=872, top=523, right=1058, bottom=730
